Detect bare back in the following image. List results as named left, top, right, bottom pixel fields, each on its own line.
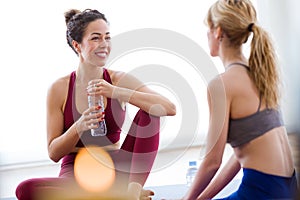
left=224, top=65, right=294, bottom=177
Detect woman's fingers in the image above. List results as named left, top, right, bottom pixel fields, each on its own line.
left=140, top=189, right=154, bottom=200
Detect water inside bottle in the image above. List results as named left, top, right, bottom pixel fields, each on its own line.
left=88, top=95, right=107, bottom=136
left=186, top=161, right=198, bottom=187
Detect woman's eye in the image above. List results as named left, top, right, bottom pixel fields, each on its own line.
left=105, top=37, right=111, bottom=41
left=91, top=37, right=100, bottom=41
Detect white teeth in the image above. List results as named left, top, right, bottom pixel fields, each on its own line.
left=96, top=53, right=106, bottom=57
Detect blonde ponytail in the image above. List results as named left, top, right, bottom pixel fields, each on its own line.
left=249, top=24, right=280, bottom=108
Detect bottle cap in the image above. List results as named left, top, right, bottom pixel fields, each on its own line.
left=189, top=161, right=197, bottom=166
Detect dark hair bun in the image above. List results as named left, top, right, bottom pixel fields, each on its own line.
left=64, top=9, right=81, bottom=25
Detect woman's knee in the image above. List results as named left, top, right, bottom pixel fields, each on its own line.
left=15, top=178, right=37, bottom=200
left=132, top=109, right=160, bottom=137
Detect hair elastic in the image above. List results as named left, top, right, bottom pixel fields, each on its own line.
left=248, top=23, right=254, bottom=32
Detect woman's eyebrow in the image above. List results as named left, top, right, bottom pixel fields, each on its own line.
left=91, top=32, right=110, bottom=36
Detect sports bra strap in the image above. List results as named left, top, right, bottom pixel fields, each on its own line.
left=226, top=62, right=250, bottom=71
left=257, top=94, right=262, bottom=112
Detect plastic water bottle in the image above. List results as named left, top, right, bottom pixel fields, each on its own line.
left=186, top=161, right=198, bottom=187
left=88, top=95, right=107, bottom=136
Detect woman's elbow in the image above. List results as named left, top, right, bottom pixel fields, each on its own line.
left=163, top=101, right=176, bottom=116
left=167, top=103, right=176, bottom=116
left=204, top=156, right=222, bottom=172
left=210, top=160, right=222, bottom=172
left=48, top=148, right=61, bottom=163
left=150, top=103, right=176, bottom=117
left=49, top=153, right=60, bottom=163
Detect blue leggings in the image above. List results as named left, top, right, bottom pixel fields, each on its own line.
left=214, top=168, right=298, bottom=200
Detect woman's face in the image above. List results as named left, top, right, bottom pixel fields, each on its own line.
left=207, top=27, right=219, bottom=57
left=79, top=19, right=111, bottom=67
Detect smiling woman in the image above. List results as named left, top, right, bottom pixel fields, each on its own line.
left=13, top=7, right=176, bottom=200
left=0, top=0, right=219, bottom=166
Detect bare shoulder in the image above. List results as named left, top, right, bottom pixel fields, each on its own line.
left=212, top=68, right=250, bottom=95
left=48, top=74, right=70, bottom=94
left=47, top=74, right=70, bottom=108
left=207, top=71, right=241, bottom=105
left=208, top=74, right=228, bottom=94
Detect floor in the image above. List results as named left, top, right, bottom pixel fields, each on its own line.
left=2, top=180, right=241, bottom=200
left=146, top=179, right=241, bottom=199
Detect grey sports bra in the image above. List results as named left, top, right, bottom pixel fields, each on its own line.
left=226, top=63, right=284, bottom=147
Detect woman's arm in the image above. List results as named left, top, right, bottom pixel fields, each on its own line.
left=46, top=77, right=80, bottom=162
left=90, top=70, right=176, bottom=117
left=47, top=77, right=101, bottom=162
left=183, top=76, right=230, bottom=200
left=197, top=154, right=241, bottom=199
left=114, top=71, right=176, bottom=117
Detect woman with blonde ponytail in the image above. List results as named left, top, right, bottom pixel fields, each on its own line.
left=182, top=0, right=297, bottom=199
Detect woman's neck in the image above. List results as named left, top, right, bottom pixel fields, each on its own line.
left=76, top=63, right=104, bottom=83
left=223, top=58, right=248, bottom=71
left=219, top=47, right=247, bottom=70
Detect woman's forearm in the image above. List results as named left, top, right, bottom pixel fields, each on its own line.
left=48, top=123, right=80, bottom=162
left=184, top=159, right=220, bottom=200
left=116, top=87, right=176, bottom=117
left=197, top=154, right=241, bottom=199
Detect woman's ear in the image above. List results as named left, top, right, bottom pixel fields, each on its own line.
left=215, top=26, right=223, bottom=41
left=72, top=40, right=81, bottom=54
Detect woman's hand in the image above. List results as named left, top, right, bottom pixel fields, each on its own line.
left=140, top=188, right=155, bottom=200
left=75, top=105, right=105, bottom=135
left=87, top=79, right=117, bottom=98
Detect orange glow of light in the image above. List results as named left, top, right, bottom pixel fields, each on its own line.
left=74, top=146, right=115, bottom=193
